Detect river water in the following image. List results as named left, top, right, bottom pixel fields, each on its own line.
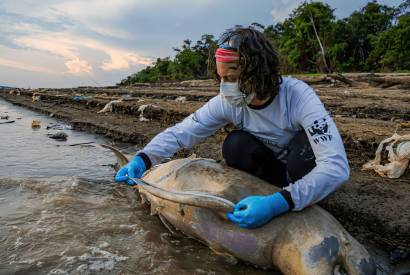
left=0, top=98, right=274, bottom=275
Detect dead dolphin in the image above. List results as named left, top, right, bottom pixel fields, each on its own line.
left=103, top=145, right=376, bottom=275
left=100, top=144, right=235, bottom=212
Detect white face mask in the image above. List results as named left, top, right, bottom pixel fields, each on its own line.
left=219, top=80, right=255, bottom=107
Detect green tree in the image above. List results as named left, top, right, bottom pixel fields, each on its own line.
left=276, top=2, right=336, bottom=73
left=119, top=0, right=408, bottom=85
left=172, top=34, right=216, bottom=80
left=343, top=1, right=396, bottom=70
left=368, top=10, right=410, bottom=70
left=119, top=34, right=217, bottom=84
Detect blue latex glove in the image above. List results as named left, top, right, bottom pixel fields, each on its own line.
left=115, top=156, right=146, bottom=185
left=227, top=192, right=289, bottom=228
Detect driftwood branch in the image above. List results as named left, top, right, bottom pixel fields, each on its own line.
left=326, top=73, right=357, bottom=86
left=368, top=76, right=410, bottom=88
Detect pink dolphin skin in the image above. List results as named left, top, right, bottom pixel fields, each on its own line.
left=105, top=145, right=376, bottom=275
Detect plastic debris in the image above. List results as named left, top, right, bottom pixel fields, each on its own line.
left=97, top=99, right=123, bottom=114
left=32, top=93, right=41, bottom=102
left=121, top=94, right=131, bottom=100
left=31, top=120, right=41, bottom=128
left=8, top=89, right=21, bottom=95
left=400, top=121, right=410, bottom=128
left=72, top=95, right=92, bottom=102
left=362, top=133, right=410, bottom=178
left=138, top=104, right=158, bottom=122
left=175, top=96, right=187, bottom=103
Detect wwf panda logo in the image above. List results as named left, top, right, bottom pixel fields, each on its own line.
left=308, top=118, right=329, bottom=136
left=308, top=117, right=333, bottom=144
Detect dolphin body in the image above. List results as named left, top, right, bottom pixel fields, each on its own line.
left=103, top=145, right=376, bottom=275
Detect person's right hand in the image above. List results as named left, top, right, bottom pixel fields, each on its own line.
left=115, top=156, right=146, bottom=185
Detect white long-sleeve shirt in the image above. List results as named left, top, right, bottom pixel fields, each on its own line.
left=138, top=77, right=350, bottom=210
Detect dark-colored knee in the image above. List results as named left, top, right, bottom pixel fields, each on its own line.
left=222, top=130, right=257, bottom=167
left=223, top=130, right=287, bottom=185
left=287, top=131, right=316, bottom=182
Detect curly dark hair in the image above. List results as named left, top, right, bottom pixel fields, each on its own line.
left=212, top=26, right=282, bottom=100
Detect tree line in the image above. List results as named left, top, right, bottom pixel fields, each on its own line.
left=119, top=0, right=410, bottom=85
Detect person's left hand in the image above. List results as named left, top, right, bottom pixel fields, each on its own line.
left=227, top=192, right=289, bottom=228
left=115, top=156, right=146, bottom=185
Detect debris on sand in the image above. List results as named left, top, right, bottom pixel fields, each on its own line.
left=362, top=133, right=410, bottom=178
left=47, top=131, right=68, bottom=141
left=32, top=93, right=41, bottom=102
left=175, top=96, right=187, bottom=103
left=120, top=94, right=132, bottom=100
left=72, top=95, right=92, bottom=102
left=400, top=121, right=410, bottom=128
left=138, top=104, right=158, bottom=122
left=31, top=120, right=41, bottom=128
left=97, top=99, right=123, bottom=114
left=7, top=89, right=21, bottom=95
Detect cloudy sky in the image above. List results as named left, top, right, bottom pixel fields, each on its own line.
left=0, top=0, right=402, bottom=88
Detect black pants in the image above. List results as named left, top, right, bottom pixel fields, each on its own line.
left=222, top=130, right=316, bottom=187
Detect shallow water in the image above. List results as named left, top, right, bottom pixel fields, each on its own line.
left=0, top=98, right=273, bottom=274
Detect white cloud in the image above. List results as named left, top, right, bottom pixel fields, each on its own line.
left=65, top=58, right=93, bottom=75
left=13, top=31, right=152, bottom=75
left=0, top=0, right=154, bottom=86
left=271, top=0, right=301, bottom=22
